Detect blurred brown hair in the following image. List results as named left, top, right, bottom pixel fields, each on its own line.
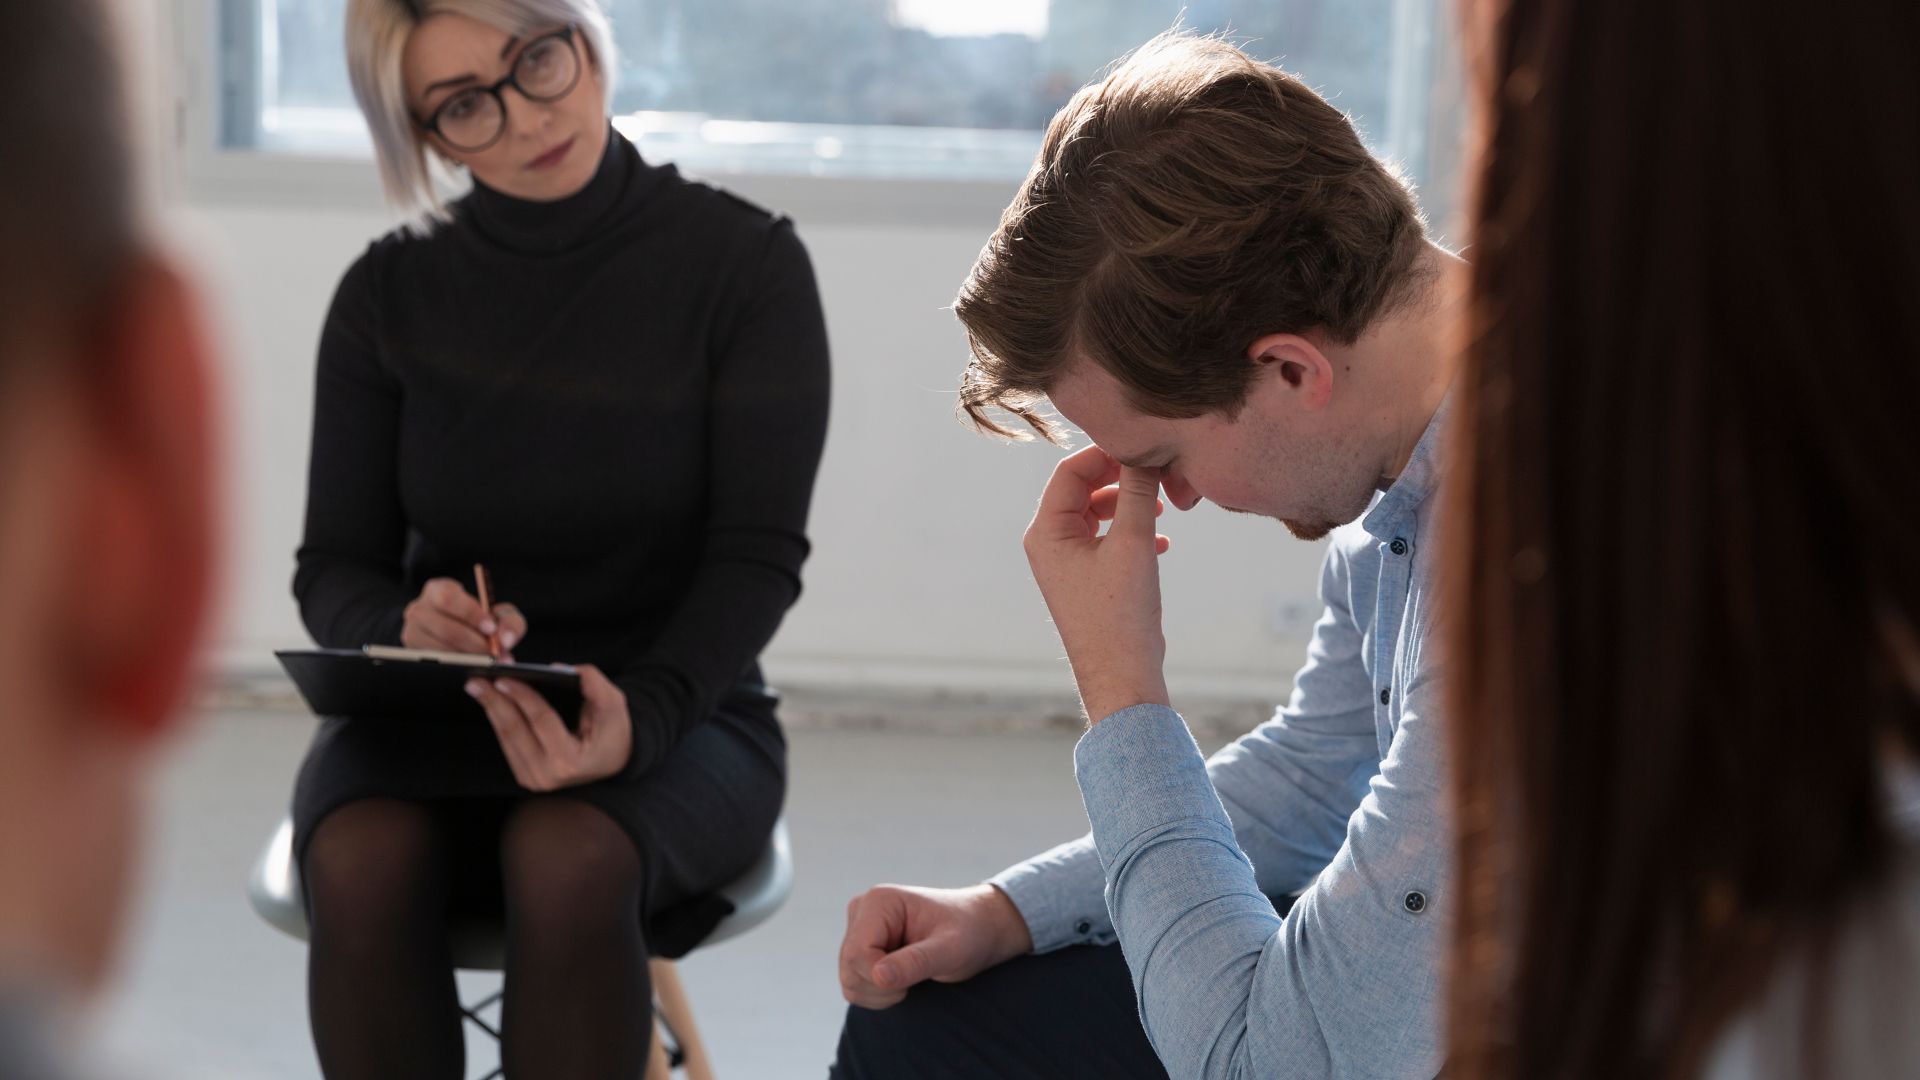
left=1444, top=0, right=1920, bottom=1076
left=954, top=30, right=1431, bottom=441
left=0, top=2, right=135, bottom=368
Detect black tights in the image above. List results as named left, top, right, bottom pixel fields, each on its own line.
left=303, top=796, right=652, bottom=1079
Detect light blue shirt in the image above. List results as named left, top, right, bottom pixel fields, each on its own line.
left=990, top=398, right=1452, bottom=1079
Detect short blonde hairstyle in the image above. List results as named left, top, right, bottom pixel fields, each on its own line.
left=346, top=0, right=617, bottom=225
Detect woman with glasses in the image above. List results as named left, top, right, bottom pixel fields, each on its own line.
left=289, top=1, right=828, bottom=1075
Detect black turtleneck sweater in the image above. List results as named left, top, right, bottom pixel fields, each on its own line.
left=293, top=131, right=829, bottom=783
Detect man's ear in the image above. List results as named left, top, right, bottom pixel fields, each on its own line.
left=60, top=255, right=220, bottom=739
left=1246, top=332, right=1335, bottom=410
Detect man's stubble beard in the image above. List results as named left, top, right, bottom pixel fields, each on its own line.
left=1278, top=473, right=1380, bottom=541
left=1216, top=503, right=1337, bottom=541
left=1253, top=470, right=1376, bottom=541
left=1245, top=425, right=1380, bottom=543
left=1281, top=517, right=1339, bottom=541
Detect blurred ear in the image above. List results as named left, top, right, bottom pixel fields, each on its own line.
left=1246, top=332, right=1336, bottom=411
left=59, top=255, right=219, bottom=739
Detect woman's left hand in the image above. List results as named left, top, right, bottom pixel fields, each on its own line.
left=466, top=664, right=633, bottom=790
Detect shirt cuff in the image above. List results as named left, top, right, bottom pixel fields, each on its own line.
left=1074, top=703, right=1234, bottom=873
left=986, top=834, right=1117, bottom=954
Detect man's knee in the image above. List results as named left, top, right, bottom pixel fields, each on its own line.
left=833, top=1000, right=934, bottom=1080
left=833, top=977, right=1014, bottom=1079
left=835, top=947, right=1168, bottom=1080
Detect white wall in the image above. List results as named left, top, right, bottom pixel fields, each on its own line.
left=168, top=189, right=1326, bottom=705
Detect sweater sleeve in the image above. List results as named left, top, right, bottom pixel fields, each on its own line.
left=613, top=219, right=830, bottom=777
left=292, top=251, right=412, bottom=649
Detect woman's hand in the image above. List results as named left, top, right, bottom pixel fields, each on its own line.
left=401, top=576, right=528, bottom=657
left=465, top=664, right=633, bottom=790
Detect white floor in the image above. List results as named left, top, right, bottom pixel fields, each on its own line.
left=89, top=706, right=1107, bottom=1079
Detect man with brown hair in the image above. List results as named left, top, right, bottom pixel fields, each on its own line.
left=0, top=1, right=220, bottom=1073
left=835, top=32, right=1461, bottom=1078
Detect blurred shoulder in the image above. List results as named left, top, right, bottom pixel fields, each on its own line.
left=1705, top=770, right=1920, bottom=1079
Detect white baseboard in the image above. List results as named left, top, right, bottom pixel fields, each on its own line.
left=197, top=642, right=1292, bottom=739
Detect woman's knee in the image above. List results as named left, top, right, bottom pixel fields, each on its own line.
left=499, top=797, right=643, bottom=930
left=302, top=798, right=447, bottom=931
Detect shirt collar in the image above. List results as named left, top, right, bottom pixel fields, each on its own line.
left=1360, top=387, right=1454, bottom=541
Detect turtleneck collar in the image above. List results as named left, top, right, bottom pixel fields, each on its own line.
left=463, top=125, right=657, bottom=255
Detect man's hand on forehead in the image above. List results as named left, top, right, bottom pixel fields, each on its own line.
left=1023, top=445, right=1173, bottom=725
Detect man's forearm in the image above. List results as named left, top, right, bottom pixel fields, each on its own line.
left=1077, top=700, right=1451, bottom=1078
left=1075, top=669, right=1171, bottom=728
left=1077, top=704, right=1296, bottom=1076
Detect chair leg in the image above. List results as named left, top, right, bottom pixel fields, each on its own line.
left=644, top=1021, right=673, bottom=1080
left=461, top=988, right=505, bottom=1042
left=452, top=970, right=704, bottom=1080
left=649, top=959, right=715, bottom=1080
left=462, top=983, right=505, bottom=1079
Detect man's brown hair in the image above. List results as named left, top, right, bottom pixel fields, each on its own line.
left=955, top=30, right=1430, bottom=441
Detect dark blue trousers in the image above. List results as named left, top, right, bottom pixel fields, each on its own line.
left=830, top=943, right=1171, bottom=1080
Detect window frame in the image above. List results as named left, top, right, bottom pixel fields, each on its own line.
left=173, top=0, right=1457, bottom=232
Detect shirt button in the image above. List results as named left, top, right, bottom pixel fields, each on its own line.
left=1379, top=687, right=1391, bottom=706
left=1390, top=538, right=1408, bottom=556
left=1075, top=919, right=1093, bottom=935
left=1404, top=891, right=1427, bottom=914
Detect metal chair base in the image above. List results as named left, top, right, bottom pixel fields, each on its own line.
left=247, top=815, right=782, bottom=1080
left=452, top=982, right=689, bottom=1080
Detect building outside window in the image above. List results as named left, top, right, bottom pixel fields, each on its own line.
left=217, top=0, right=1461, bottom=222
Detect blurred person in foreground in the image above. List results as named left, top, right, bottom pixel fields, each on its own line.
left=1444, top=0, right=1920, bottom=1076
left=0, top=0, right=219, bottom=1075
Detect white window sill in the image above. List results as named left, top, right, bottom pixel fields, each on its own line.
left=177, top=143, right=1023, bottom=230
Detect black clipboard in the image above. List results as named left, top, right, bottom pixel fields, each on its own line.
left=276, top=647, right=585, bottom=727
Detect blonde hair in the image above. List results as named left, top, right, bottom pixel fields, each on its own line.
left=345, top=0, right=617, bottom=225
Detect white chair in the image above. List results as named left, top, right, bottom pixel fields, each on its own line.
left=248, top=814, right=793, bottom=1080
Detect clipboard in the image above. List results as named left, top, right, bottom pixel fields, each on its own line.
left=276, top=646, right=585, bottom=727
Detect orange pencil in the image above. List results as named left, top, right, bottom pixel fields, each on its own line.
left=474, top=563, right=501, bottom=660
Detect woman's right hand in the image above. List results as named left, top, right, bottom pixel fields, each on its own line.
left=401, top=577, right=528, bottom=657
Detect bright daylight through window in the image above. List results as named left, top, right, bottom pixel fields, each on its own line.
left=221, top=0, right=1457, bottom=214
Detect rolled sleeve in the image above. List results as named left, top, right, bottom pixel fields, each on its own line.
left=1076, top=691, right=1448, bottom=1079
left=1077, top=704, right=1241, bottom=872
left=986, top=835, right=1116, bottom=953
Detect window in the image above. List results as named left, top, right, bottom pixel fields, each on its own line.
left=215, top=0, right=1461, bottom=220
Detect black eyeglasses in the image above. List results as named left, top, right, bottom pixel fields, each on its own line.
left=416, top=25, right=582, bottom=153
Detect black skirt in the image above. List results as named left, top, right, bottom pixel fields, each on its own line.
left=290, top=687, right=786, bottom=958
